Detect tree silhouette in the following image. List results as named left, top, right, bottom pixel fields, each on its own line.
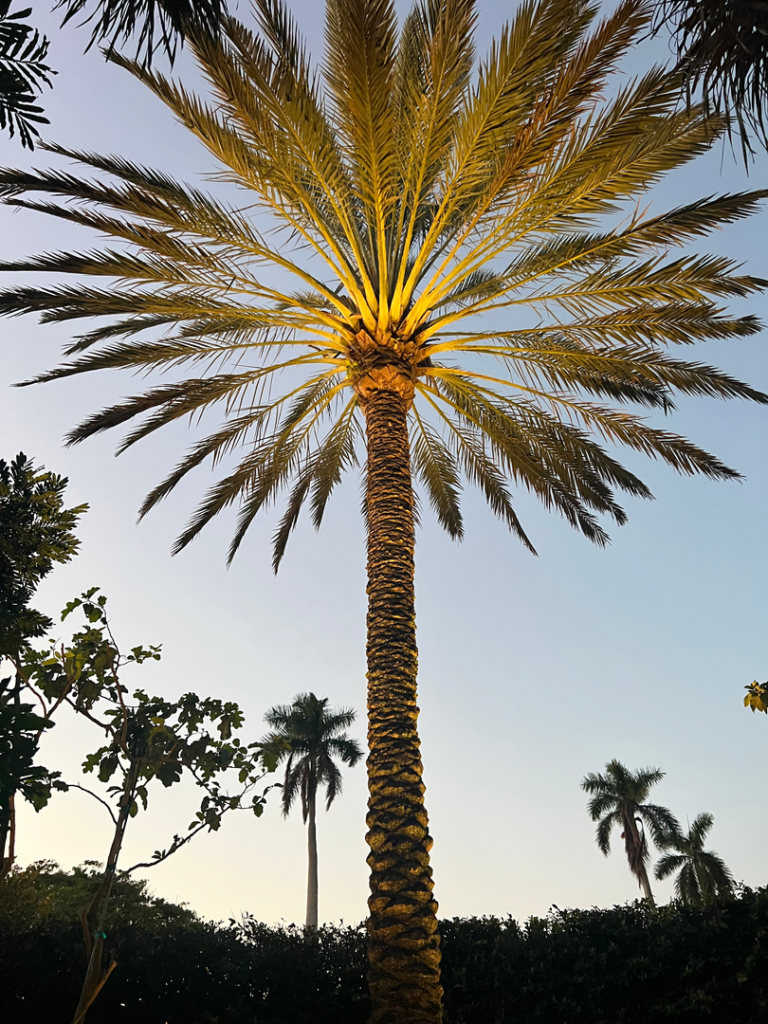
left=262, top=693, right=362, bottom=929
left=582, top=760, right=679, bottom=901
left=655, top=812, right=734, bottom=904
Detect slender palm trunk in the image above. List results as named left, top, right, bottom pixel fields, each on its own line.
left=623, top=812, right=654, bottom=903
left=362, top=386, right=442, bottom=1024
left=306, top=786, right=319, bottom=929
left=637, top=861, right=654, bottom=902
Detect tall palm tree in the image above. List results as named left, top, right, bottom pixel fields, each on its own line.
left=0, top=0, right=767, bottom=1017
left=581, top=760, right=680, bottom=901
left=261, top=692, right=363, bottom=929
left=654, top=811, right=734, bottom=904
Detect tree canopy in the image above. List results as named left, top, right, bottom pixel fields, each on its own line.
left=0, top=452, right=86, bottom=654
left=654, top=811, right=734, bottom=905
left=581, top=760, right=680, bottom=900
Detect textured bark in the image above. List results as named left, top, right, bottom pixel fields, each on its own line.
left=306, top=788, right=319, bottom=929
left=362, top=386, right=442, bottom=1024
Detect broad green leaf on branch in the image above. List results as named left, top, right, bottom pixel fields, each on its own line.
left=14, top=590, right=277, bottom=1022
left=0, top=673, right=61, bottom=814
left=16, top=590, right=277, bottom=867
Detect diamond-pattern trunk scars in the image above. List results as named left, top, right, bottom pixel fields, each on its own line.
left=363, top=387, right=443, bottom=1024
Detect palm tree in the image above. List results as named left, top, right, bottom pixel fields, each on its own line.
left=261, top=693, right=363, bottom=929
left=654, top=812, right=734, bottom=904
left=581, top=760, right=680, bottom=901
left=1, top=0, right=767, bottom=1017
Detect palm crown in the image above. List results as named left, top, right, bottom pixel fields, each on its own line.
left=0, top=0, right=766, bottom=566
left=262, top=692, right=362, bottom=821
left=654, top=811, right=734, bottom=905
left=261, top=692, right=362, bottom=930
left=581, top=759, right=680, bottom=900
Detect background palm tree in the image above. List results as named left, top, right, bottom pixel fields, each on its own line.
left=262, top=693, right=362, bottom=929
left=581, top=760, right=680, bottom=901
left=1, top=0, right=767, bottom=1017
left=654, top=812, right=734, bottom=904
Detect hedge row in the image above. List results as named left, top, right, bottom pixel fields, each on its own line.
left=1, top=866, right=766, bottom=1022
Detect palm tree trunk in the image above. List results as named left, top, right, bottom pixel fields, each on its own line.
left=623, top=813, right=654, bottom=903
left=362, top=385, right=442, bottom=1024
left=637, top=861, right=654, bottom=902
left=306, top=786, right=319, bottom=929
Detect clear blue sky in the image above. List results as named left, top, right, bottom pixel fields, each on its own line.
left=2, top=0, right=766, bottom=926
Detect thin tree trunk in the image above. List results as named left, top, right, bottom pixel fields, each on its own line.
left=623, top=812, right=654, bottom=903
left=305, top=787, right=319, bottom=929
left=71, top=761, right=138, bottom=1024
left=362, top=386, right=442, bottom=1024
left=637, top=861, right=654, bottom=902
left=0, top=791, right=16, bottom=881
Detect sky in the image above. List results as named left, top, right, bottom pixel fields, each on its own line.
left=1, top=0, right=766, bottom=928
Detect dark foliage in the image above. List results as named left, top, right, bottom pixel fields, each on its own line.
left=0, top=1, right=54, bottom=149
left=1, top=864, right=767, bottom=1023
left=655, top=0, right=768, bottom=152
left=0, top=862, right=371, bottom=1024
left=56, top=0, right=225, bottom=64
left=439, top=895, right=768, bottom=1022
left=0, top=452, right=85, bottom=654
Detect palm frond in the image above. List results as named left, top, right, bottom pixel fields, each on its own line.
left=0, top=2, right=54, bottom=149
left=0, top=0, right=764, bottom=566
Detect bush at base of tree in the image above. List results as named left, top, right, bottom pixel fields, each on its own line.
left=1, top=863, right=767, bottom=1023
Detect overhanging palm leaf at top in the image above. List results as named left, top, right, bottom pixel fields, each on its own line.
left=0, top=0, right=766, bottom=567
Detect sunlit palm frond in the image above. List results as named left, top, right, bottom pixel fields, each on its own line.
left=0, top=0, right=765, bottom=566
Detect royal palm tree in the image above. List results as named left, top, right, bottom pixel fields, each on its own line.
left=581, top=760, right=680, bottom=901
left=654, top=811, right=734, bottom=904
left=261, top=693, right=363, bottom=929
left=1, top=0, right=767, bottom=1017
